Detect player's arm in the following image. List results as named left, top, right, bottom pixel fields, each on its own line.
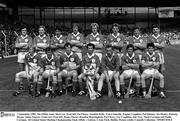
left=57, top=36, right=66, bottom=48
left=50, top=37, right=58, bottom=49
left=15, top=37, right=26, bottom=48
left=154, top=38, right=166, bottom=49
left=96, top=35, right=104, bottom=49
left=71, top=54, right=81, bottom=70
left=126, top=56, right=140, bottom=69
left=152, top=54, right=160, bottom=68
left=121, top=56, right=130, bottom=70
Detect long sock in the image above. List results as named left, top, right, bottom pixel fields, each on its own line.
left=58, top=82, right=62, bottom=91
left=72, top=82, right=77, bottom=91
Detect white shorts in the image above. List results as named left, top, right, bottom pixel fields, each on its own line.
left=43, top=70, right=56, bottom=78
left=18, top=52, right=28, bottom=63
left=94, top=52, right=102, bottom=62
left=143, top=68, right=159, bottom=75
left=123, top=69, right=139, bottom=78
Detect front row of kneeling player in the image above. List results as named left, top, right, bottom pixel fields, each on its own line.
left=13, top=42, right=166, bottom=99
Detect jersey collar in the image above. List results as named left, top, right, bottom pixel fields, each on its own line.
left=91, top=33, right=99, bottom=38
left=87, top=53, right=95, bottom=58
left=65, top=51, right=73, bottom=58
left=112, top=33, right=120, bottom=38
left=29, top=52, right=37, bottom=58
left=21, top=35, right=28, bottom=39
left=133, top=35, right=141, bottom=40
left=45, top=54, right=54, bottom=62
left=147, top=52, right=155, bottom=58
left=106, top=53, right=114, bottom=61
left=152, top=34, right=160, bottom=39
left=55, top=35, right=62, bottom=40
left=72, top=32, right=80, bottom=37
left=38, top=34, right=46, bottom=39
left=126, top=53, right=135, bottom=60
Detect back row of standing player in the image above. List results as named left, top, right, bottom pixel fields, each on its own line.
left=14, top=23, right=166, bottom=98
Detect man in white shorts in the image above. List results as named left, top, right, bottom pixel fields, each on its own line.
left=141, top=43, right=166, bottom=98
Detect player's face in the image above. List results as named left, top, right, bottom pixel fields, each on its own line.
left=29, top=48, right=34, bottom=55
left=127, top=47, right=134, bottom=55
left=65, top=46, right=71, bottom=54
left=47, top=51, right=52, bottom=59
left=112, top=26, right=119, bottom=34
left=92, top=26, right=98, bottom=34
left=153, top=28, right=160, bottom=35
left=73, top=26, right=78, bottom=34
left=87, top=46, right=94, bottom=55
left=39, top=28, right=45, bottom=36
left=21, top=29, right=27, bottom=36
left=106, top=47, right=113, bottom=56
left=148, top=46, right=154, bottom=54
left=55, top=30, right=61, bottom=36
left=134, top=29, right=140, bottom=37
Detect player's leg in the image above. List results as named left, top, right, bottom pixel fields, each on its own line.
left=69, top=70, right=78, bottom=97
left=13, top=71, right=27, bottom=96
left=36, top=70, right=49, bottom=97
left=30, top=71, right=39, bottom=96
left=119, top=71, right=130, bottom=97
left=154, top=72, right=166, bottom=98
left=78, top=73, right=86, bottom=96
left=113, top=72, right=121, bottom=99
left=133, top=71, right=141, bottom=96
left=141, top=71, right=151, bottom=97
left=57, top=70, right=67, bottom=96
left=96, top=73, right=106, bottom=98
left=51, top=70, right=58, bottom=97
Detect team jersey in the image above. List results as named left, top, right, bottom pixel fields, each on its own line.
left=121, top=53, right=140, bottom=70
left=82, top=53, right=100, bottom=70
left=61, top=52, right=80, bottom=70
left=50, top=35, right=66, bottom=51
left=101, top=53, right=120, bottom=71
left=41, top=54, right=59, bottom=70
left=24, top=52, right=41, bottom=71
left=141, top=52, right=160, bottom=70
left=86, top=33, right=104, bottom=53
left=148, top=34, right=166, bottom=52
left=106, top=33, right=125, bottom=53
left=15, top=35, right=32, bottom=52
left=33, top=35, right=50, bottom=51
left=128, top=35, right=146, bottom=53
left=67, top=32, right=84, bottom=53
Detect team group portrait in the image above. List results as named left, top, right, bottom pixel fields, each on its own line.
left=0, top=0, right=180, bottom=111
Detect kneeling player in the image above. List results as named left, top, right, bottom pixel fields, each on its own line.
left=97, top=44, right=120, bottom=99
left=57, top=43, right=80, bottom=97
left=13, top=47, right=41, bottom=96
left=37, top=48, right=59, bottom=97
left=141, top=43, right=166, bottom=98
left=120, top=44, right=141, bottom=97
left=78, top=43, right=100, bottom=96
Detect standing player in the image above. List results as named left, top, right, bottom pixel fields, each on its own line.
left=128, top=27, right=146, bottom=62
left=141, top=43, right=166, bottom=98
left=106, top=23, right=125, bottom=57
left=57, top=43, right=80, bottom=97
left=86, top=23, right=104, bottom=62
left=67, top=24, right=84, bottom=61
left=13, top=47, right=41, bottom=96
left=78, top=43, right=101, bottom=96
left=148, top=25, right=166, bottom=73
left=50, top=27, right=66, bottom=57
left=120, top=44, right=141, bottom=97
left=97, top=44, right=120, bottom=98
left=34, top=25, right=50, bottom=58
left=15, top=26, right=33, bottom=71
left=37, top=48, right=59, bottom=97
